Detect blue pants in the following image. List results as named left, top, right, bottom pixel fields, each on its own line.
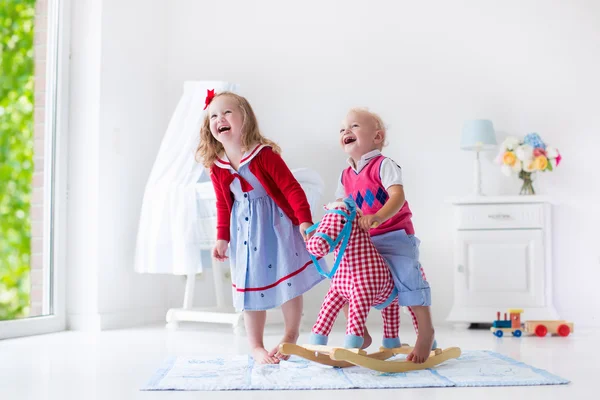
left=371, top=230, right=431, bottom=307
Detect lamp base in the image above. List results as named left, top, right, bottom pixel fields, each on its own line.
left=472, top=151, right=485, bottom=196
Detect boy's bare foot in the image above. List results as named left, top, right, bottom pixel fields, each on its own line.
left=361, top=330, right=372, bottom=349
left=406, top=328, right=435, bottom=364
left=268, top=332, right=299, bottom=361
left=252, top=347, right=280, bottom=364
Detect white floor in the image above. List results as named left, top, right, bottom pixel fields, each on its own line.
left=0, top=322, right=595, bottom=400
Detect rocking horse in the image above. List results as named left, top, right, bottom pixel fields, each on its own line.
left=278, top=198, right=461, bottom=372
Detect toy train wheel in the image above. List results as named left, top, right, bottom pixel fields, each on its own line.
left=535, top=324, right=548, bottom=337
left=557, top=324, right=571, bottom=337
left=512, top=329, right=522, bottom=337
left=494, top=330, right=503, bottom=337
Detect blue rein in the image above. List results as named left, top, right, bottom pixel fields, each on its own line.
left=305, top=199, right=357, bottom=279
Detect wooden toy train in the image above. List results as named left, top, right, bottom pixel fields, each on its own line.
left=491, top=309, right=574, bottom=338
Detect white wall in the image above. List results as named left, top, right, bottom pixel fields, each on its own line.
left=163, top=0, right=600, bottom=327
left=67, top=0, right=600, bottom=330
left=67, top=0, right=174, bottom=329
left=96, top=0, right=175, bottom=328
left=66, top=0, right=102, bottom=329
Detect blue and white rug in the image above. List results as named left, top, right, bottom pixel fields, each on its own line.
left=142, top=350, right=569, bottom=391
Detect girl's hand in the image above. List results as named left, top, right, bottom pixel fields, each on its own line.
left=358, top=214, right=382, bottom=232
left=300, top=222, right=313, bottom=241
left=213, top=240, right=229, bottom=261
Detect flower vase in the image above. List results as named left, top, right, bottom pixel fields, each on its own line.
left=518, top=171, right=535, bottom=195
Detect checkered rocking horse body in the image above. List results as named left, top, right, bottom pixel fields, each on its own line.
left=305, top=198, right=405, bottom=350
left=276, top=197, right=462, bottom=373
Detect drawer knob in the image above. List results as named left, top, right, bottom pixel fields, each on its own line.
left=488, top=213, right=511, bottom=220
left=457, top=265, right=464, bottom=273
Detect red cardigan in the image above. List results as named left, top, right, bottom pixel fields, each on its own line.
left=210, top=146, right=314, bottom=242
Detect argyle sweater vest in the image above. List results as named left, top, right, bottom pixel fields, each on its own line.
left=341, top=155, right=415, bottom=236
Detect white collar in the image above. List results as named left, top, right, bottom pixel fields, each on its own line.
left=214, top=143, right=266, bottom=170
left=347, top=149, right=382, bottom=173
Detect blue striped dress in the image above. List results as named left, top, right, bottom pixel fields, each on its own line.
left=228, top=165, right=326, bottom=312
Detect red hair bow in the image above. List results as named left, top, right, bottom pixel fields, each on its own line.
left=203, top=89, right=215, bottom=110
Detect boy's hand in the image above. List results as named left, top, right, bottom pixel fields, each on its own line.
left=358, top=214, right=382, bottom=232
left=213, top=239, right=229, bottom=261
left=300, top=222, right=313, bottom=241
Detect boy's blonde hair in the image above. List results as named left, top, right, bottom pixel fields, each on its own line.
left=195, top=92, right=281, bottom=168
left=348, top=107, right=388, bottom=149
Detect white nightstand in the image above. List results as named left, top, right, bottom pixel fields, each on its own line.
left=446, top=196, right=559, bottom=326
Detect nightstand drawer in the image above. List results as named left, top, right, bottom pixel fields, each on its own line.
left=456, top=204, right=544, bottom=230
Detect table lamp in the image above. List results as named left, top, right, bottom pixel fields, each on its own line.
left=461, top=119, right=497, bottom=196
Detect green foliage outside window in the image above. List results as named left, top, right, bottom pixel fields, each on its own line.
left=0, top=0, right=36, bottom=320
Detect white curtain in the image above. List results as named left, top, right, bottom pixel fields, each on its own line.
left=134, top=81, right=239, bottom=275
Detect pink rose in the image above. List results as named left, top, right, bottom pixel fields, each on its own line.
left=533, top=148, right=547, bottom=158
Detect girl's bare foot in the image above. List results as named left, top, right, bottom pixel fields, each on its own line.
left=268, top=332, right=299, bottom=361
left=252, top=347, right=280, bottom=364
left=406, top=328, right=435, bottom=364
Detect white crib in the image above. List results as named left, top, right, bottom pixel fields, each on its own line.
left=164, top=181, right=246, bottom=333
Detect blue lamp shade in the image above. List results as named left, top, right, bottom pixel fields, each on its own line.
left=460, top=119, right=497, bottom=151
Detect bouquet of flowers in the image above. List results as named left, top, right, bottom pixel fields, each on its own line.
left=496, top=133, right=562, bottom=195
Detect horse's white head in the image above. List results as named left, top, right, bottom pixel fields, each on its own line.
left=306, top=198, right=357, bottom=258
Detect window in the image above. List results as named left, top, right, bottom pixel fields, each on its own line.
left=0, top=0, right=68, bottom=339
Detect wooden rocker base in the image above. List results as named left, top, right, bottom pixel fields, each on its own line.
left=331, top=346, right=461, bottom=373
left=278, top=343, right=461, bottom=372
left=278, top=343, right=399, bottom=368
